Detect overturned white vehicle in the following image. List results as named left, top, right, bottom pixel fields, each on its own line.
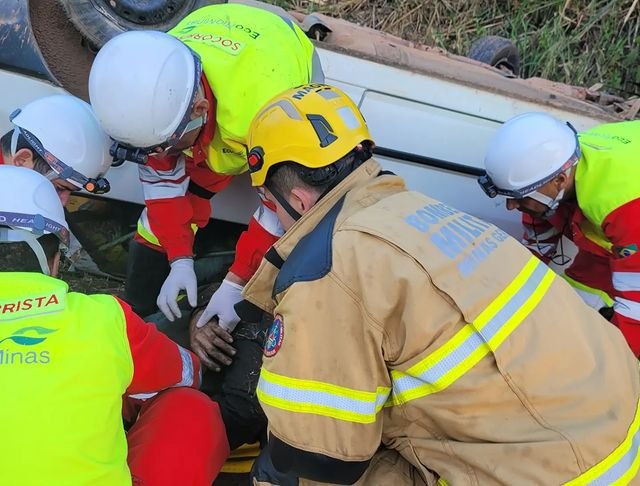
left=0, top=0, right=636, bottom=275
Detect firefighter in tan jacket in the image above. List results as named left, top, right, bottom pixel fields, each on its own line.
left=242, top=84, right=640, bottom=485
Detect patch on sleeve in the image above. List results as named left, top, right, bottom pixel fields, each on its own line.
left=264, top=314, right=284, bottom=357
left=614, top=244, right=638, bottom=258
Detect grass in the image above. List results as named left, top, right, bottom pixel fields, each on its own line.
left=267, top=0, right=639, bottom=98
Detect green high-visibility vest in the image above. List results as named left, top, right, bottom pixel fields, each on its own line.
left=575, top=120, right=640, bottom=251
left=169, top=3, right=316, bottom=175
left=0, top=273, right=133, bottom=485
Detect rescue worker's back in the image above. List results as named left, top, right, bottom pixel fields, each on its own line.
left=251, top=160, right=640, bottom=485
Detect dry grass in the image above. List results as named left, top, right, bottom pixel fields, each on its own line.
left=59, top=268, right=125, bottom=297
left=268, top=0, right=639, bottom=97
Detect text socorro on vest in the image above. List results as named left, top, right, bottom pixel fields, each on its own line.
left=168, top=3, right=316, bottom=175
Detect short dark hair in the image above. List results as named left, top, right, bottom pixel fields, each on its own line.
left=0, top=129, right=52, bottom=174
left=0, top=233, right=60, bottom=272
left=267, top=162, right=326, bottom=198
left=266, top=142, right=374, bottom=197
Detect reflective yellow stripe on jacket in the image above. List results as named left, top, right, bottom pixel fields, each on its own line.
left=258, top=257, right=555, bottom=422
left=388, top=257, right=555, bottom=405
left=257, top=368, right=390, bottom=424
left=136, top=207, right=198, bottom=247
left=565, top=398, right=640, bottom=485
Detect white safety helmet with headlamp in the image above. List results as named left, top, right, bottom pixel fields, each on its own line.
left=88, top=30, right=205, bottom=165
left=9, top=94, right=113, bottom=194
left=0, top=165, right=69, bottom=275
left=478, top=112, right=581, bottom=215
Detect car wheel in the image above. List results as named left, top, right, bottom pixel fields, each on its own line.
left=467, top=35, right=520, bottom=77
left=59, top=0, right=225, bottom=48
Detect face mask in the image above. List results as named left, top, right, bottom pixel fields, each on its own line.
left=528, top=188, right=565, bottom=218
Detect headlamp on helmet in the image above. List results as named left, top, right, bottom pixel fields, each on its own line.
left=9, top=111, right=111, bottom=195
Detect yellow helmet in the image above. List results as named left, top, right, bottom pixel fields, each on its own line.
left=247, top=83, right=374, bottom=187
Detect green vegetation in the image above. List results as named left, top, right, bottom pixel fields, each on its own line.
left=267, top=0, right=639, bottom=98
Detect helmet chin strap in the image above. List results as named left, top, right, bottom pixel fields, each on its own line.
left=265, top=183, right=302, bottom=221
left=0, top=228, right=51, bottom=275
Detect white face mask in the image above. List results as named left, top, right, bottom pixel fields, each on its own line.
left=524, top=165, right=573, bottom=218
left=527, top=188, right=565, bottom=218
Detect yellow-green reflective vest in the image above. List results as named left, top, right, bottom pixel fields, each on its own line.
left=575, top=120, right=640, bottom=250
left=169, top=3, right=316, bottom=175
left=0, top=273, right=133, bottom=486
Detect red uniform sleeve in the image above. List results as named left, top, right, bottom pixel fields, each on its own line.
left=603, top=198, right=640, bottom=356
left=139, top=155, right=195, bottom=261
left=187, top=161, right=233, bottom=228
left=520, top=212, right=562, bottom=263
left=229, top=194, right=283, bottom=282
left=116, top=298, right=202, bottom=394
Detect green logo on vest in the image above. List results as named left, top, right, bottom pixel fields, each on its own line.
left=0, top=326, right=56, bottom=365
left=0, top=326, right=57, bottom=346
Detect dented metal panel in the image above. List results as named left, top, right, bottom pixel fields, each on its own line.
left=0, top=0, right=57, bottom=83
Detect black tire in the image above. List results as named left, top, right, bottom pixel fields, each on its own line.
left=58, top=0, right=225, bottom=49
left=467, top=35, right=520, bottom=76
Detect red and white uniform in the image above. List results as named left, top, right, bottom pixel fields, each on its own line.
left=521, top=198, right=640, bottom=356
left=119, top=297, right=229, bottom=483
left=134, top=75, right=282, bottom=281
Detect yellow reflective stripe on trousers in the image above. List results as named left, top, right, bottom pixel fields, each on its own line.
left=564, top=399, right=640, bottom=485
left=257, top=368, right=390, bottom=424
left=136, top=209, right=198, bottom=247
left=388, top=257, right=555, bottom=406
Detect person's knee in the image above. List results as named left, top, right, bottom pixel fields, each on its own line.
left=170, top=388, right=230, bottom=452
left=127, top=388, right=229, bottom=485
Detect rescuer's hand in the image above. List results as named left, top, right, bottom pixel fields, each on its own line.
left=157, top=257, right=198, bottom=322
left=195, top=278, right=244, bottom=332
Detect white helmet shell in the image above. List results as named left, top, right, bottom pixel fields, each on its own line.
left=0, top=165, right=69, bottom=245
left=10, top=94, right=112, bottom=188
left=484, top=112, right=578, bottom=193
left=88, top=30, right=198, bottom=149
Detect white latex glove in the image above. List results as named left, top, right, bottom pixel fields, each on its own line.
left=196, top=279, right=244, bottom=332
left=157, top=258, right=198, bottom=322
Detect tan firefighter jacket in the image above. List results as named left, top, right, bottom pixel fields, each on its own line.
left=244, top=159, right=640, bottom=485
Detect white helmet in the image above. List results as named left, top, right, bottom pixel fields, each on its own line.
left=478, top=112, right=580, bottom=205
left=88, top=30, right=203, bottom=163
left=0, top=166, right=69, bottom=274
left=9, top=94, right=112, bottom=194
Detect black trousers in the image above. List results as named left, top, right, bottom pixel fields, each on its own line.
left=211, top=320, right=269, bottom=450
left=125, top=240, right=170, bottom=317
left=125, top=239, right=235, bottom=316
